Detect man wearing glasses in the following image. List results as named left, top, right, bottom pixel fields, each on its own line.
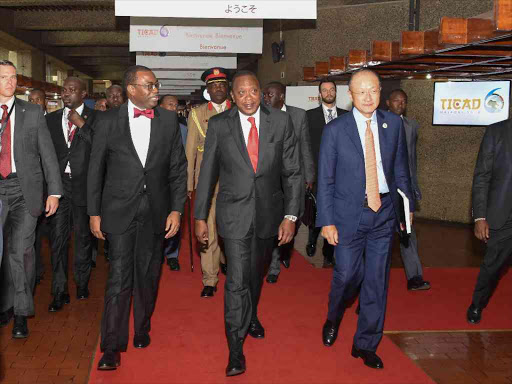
left=88, top=65, right=187, bottom=370
left=317, top=69, right=413, bottom=369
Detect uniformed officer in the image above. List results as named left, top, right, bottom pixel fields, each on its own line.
left=187, top=68, right=230, bottom=297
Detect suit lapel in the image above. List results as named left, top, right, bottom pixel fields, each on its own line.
left=376, top=110, right=391, bottom=178
left=53, top=109, right=68, bottom=151
left=344, top=112, right=364, bottom=160
left=120, top=103, right=144, bottom=169
left=145, top=108, right=161, bottom=169
left=69, top=107, right=91, bottom=152
left=255, top=106, right=271, bottom=175
left=14, top=99, right=25, bottom=159
left=228, top=106, right=252, bottom=171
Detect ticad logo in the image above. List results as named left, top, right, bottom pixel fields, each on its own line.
left=160, top=26, right=170, bottom=38
left=484, top=88, right=505, bottom=113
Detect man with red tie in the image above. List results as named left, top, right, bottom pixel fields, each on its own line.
left=0, top=60, right=62, bottom=339
left=194, top=70, right=302, bottom=376
left=88, top=65, right=187, bottom=370
left=46, top=77, right=97, bottom=312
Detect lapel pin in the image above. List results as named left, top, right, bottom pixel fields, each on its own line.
left=84, top=115, right=88, bottom=119
left=382, top=123, right=388, bottom=128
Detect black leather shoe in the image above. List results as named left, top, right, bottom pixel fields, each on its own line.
left=91, top=260, right=96, bottom=268
left=220, top=262, right=227, bottom=275
left=248, top=318, right=265, bottom=339
left=133, top=333, right=151, bottom=348
left=201, top=286, right=217, bottom=298
left=63, top=294, right=70, bottom=304
left=351, top=345, right=384, bottom=369
left=467, top=303, right=482, bottom=324
left=0, top=307, right=14, bottom=327
left=12, top=315, right=28, bottom=339
left=322, top=319, right=340, bottom=347
left=97, top=350, right=120, bottom=370
left=281, top=258, right=290, bottom=269
left=167, top=258, right=180, bottom=271
left=77, top=288, right=90, bottom=300
left=35, top=275, right=43, bottom=285
left=266, top=274, right=279, bottom=284
left=48, top=294, right=65, bottom=312
left=407, top=276, right=431, bottom=291
left=226, top=354, right=246, bottom=377
left=306, top=243, right=316, bottom=257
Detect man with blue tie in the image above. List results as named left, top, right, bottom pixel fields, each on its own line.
left=316, top=69, right=414, bottom=369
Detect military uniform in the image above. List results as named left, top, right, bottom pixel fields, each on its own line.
left=187, top=96, right=230, bottom=288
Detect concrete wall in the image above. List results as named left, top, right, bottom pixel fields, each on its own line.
left=257, top=0, right=496, bottom=223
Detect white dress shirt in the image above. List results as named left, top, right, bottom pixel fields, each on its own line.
left=281, top=105, right=287, bottom=112
left=211, top=100, right=227, bottom=113
left=352, top=107, right=389, bottom=194
left=238, top=107, right=261, bottom=146
left=322, top=103, right=337, bottom=124
left=128, top=100, right=151, bottom=167
left=1, top=96, right=17, bottom=173
left=62, top=103, right=84, bottom=174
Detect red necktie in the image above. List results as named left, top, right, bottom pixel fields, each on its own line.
left=134, top=108, right=155, bottom=119
left=247, top=116, right=259, bottom=172
left=67, top=121, right=76, bottom=145
left=0, top=105, right=12, bottom=178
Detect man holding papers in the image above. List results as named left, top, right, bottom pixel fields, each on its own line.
left=316, top=69, right=414, bottom=369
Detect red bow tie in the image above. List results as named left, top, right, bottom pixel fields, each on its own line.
left=134, top=108, right=154, bottom=119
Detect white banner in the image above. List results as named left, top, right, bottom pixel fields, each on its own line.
left=154, top=70, right=204, bottom=79
left=433, top=81, right=510, bottom=126
left=285, top=86, right=352, bottom=111
left=137, top=54, right=237, bottom=69
left=130, top=18, right=263, bottom=53
left=160, top=80, right=206, bottom=86
left=117, top=0, right=317, bottom=20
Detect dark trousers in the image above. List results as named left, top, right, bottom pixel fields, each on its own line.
left=268, top=222, right=300, bottom=276
left=222, top=225, right=273, bottom=355
left=48, top=175, right=92, bottom=296
left=0, top=178, right=38, bottom=316
left=472, top=214, right=512, bottom=309
left=327, top=194, right=395, bottom=351
left=308, top=225, right=334, bottom=261
left=35, top=214, right=48, bottom=279
left=100, top=193, right=164, bottom=352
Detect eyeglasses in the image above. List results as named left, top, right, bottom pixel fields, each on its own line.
left=349, top=88, right=381, bottom=96
left=130, top=82, right=162, bottom=91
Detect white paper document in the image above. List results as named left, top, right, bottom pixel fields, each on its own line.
left=397, top=189, right=411, bottom=234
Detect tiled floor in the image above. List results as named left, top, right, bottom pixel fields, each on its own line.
left=0, top=219, right=510, bottom=384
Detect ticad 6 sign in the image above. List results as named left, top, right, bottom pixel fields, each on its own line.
left=117, top=0, right=317, bottom=19
left=130, top=18, right=263, bottom=54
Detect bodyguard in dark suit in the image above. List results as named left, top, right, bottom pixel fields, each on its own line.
left=262, top=81, right=315, bottom=282
left=46, top=77, right=97, bottom=312
left=194, top=70, right=302, bottom=377
left=88, top=65, right=187, bottom=370
left=306, top=80, right=348, bottom=267
left=386, top=89, right=430, bottom=291
left=0, top=60, right=62, bottom=338
left=467, top=118, right=512, bottom=324
left=317, top=70, right=413, bottom=369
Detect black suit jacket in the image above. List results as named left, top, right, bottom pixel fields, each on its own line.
left=472, top=118, right=512, bottom=230
left=87, top=103, right=188, bottom=234
left=194, top=104, right=302, bottom=240
left=307, top=105, right=348, bottom=182
left=46, top=106, right=96, bottom=206
left=11, top=98, right=62, bottom=217
left=285, top=105, right=315, bottom=183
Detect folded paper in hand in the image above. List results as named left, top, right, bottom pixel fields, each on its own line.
left=397, top=188, right=411, bottom=234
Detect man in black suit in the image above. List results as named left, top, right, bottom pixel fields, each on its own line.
left=194, top=70, right=302, bottom=377
left=306, top=80, right=348, bottom=267
left=0, top=60, right=62, bottom=339
left=88, top=65, right=187, bottom=370
left=467, top=118, right=512, bottom=324
left=46, top=77, right=96, bottom=312
left=262, top=81, right=315, bottom=283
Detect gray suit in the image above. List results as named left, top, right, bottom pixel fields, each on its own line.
left=400, top=116, right=423, bottom=280
left=269, top=104, right=315, bottom=277
left=0, top=98, right=62, bottom=316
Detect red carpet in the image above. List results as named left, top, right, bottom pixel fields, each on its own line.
left=385, top=267, right=512, bottom=332
left=88, top=218, right=434, bottom=383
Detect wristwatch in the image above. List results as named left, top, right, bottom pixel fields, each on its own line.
left=284, top=215, right=297, bottom=222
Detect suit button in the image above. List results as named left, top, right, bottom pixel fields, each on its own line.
left=144, top=172, right=147, bottom=175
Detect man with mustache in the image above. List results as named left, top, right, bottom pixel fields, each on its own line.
left=186, top=68, right=229, bottom=297
left=45, top=76, right=97, bottom=311
left=88, top=65, right=187, bottom=370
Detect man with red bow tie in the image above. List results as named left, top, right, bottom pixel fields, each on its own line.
left=186, top=67, right=230, bottom=298
left=88, top=65, right=187, bottom=370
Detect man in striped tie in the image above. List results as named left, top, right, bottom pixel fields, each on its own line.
left=316, top=69, right=414, bottom=369
left=194, top=70, right=302, bottom=377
